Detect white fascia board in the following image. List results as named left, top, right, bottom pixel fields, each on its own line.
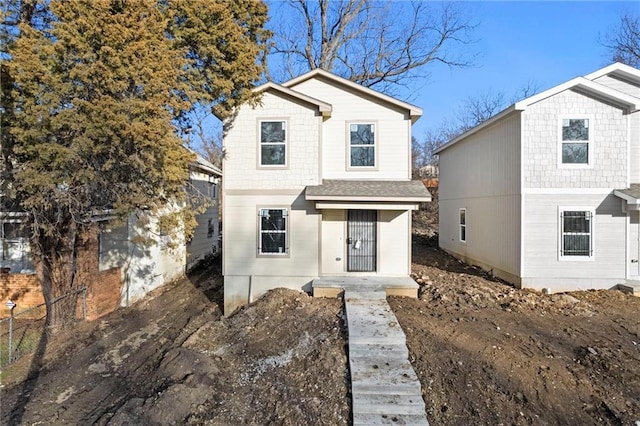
left=315, top=202, right=420, bottom=210
left=584, top=62, right=640, bottom=84
left=281, top=69, right=422, bottom=122
left=437, top=77, right=640, bottom=155
left=514, top=77, right=639, bottom=111
left=306, top=195, right=431, bottom=203
left=254, top=81, right=333, bottom=116
left=614, top=189, right=640, bottom=205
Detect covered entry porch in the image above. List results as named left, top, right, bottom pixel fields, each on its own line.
left=305, top=179, right=431, bottom=298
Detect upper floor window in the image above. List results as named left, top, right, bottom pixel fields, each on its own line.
left=260, top=120, right=286, bottom=166
left=349, top=123, right=375, bottom=168
left=560, top=118, right=591, bottom=166
left=560, top=209, right=593, bottom=259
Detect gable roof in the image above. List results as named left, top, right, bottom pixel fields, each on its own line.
left=435, top=63, right=640, bottom=154
left=281, top=69, right=423, bottom=123
left=584, top=62, right=640, bottom=84
left=253, top=81, right=333, bottom=117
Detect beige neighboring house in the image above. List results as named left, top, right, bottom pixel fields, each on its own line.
left=222, top=69, right=431, bottom=314
left=435, top=62, right=640, bottom=293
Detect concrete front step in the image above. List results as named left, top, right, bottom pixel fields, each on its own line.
left=353, top=413, right=429, bottom=425
left=344, top=287, right=429, bottom=425
left=351, top=360, right=420, bottom=386
left=617, top=281, right=640, bottom=296
left=353, top=393, right=427, bottom=415
left=344, top=290, right=388, bottom=300
left=349, top=343, right=409, bottom=361
left=352, top=381, right=424, bottom=396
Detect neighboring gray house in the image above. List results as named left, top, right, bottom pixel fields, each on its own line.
left=435, top=63, right=640, bottom=293
left=222, top=69, right=431, bottom=314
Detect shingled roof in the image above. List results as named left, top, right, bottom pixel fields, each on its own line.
left=614, top=184, right=640, bottom=204
left=305, top=180, right=431, bottom=202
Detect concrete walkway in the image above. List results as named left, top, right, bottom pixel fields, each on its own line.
left=344, top=288, right=429, bottom=425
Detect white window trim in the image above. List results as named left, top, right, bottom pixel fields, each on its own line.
left=459, top=208, right=467, bottom=243
left=557, top=115, right=594, bottom=169
left=347, top=122, right=377, bottom=170
left=257, top=207, right=289, bottom=257
left=558, top=206, right=595, bottom=262
left=258, top=119, right=288, bottom=168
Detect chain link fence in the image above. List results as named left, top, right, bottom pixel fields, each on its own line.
left=0, top=287, right=86, bottom=368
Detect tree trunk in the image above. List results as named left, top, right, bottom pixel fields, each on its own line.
left=35, top=221, right=80, bottom=332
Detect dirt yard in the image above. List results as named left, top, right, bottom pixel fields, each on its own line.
left=1, top=232, right=639, bottom=425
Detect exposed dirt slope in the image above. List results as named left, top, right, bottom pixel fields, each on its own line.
left=392, top=234, right=640, bottom=425
left=2, top=237, right=639, bottom=425
left=0, top=260, right=349, bottom=425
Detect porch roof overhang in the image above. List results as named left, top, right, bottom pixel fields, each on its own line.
left=614, top=184, right=640, bottom=211
left=305, top=179, right=431, bottom=210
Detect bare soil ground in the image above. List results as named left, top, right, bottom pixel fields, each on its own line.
left=1, top=228, right=639, bottom=425
left=394, top=233, right=640, bottom=425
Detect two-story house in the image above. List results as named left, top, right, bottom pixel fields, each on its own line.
left=222, top=69, right=431, bottom=314
left=435, top=63, right=640, bottom=293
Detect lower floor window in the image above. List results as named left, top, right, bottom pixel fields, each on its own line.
left=259, top=208, right=288, bottom=255
left=560, top=210, right=593, bottom=257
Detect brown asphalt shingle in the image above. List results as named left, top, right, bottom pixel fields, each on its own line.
left=305, top=179, right=431, bottom=201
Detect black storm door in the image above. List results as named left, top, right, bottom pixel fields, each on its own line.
left=347, top=210, right=377, bottom=272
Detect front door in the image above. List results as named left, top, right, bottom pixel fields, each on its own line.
left=347, top=210, right=377, bottom=272
left=631, top=212, right=640, bottom=279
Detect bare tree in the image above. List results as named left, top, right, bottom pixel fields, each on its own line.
left=601, top=13, right=640, bottom=67
left=268, top=0, right=477, bottom=93
left=413, top=82, right=540, bottom=177
left=188, top=108, right=224, bottom=168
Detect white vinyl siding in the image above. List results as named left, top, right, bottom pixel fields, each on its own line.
left=438, top=113, right=522, bottom=281
left=223, top=193, right=320, bottom=314
left=224, top=193, right=319, bottom=277
left=523, top=90, right=627, bottom=189
left=522, top=193, right=626, bottom=291
left=580, top=75, right=640, bottom=182
left=223, top=92, right=320, bottom=190
left=288, top=78, right=411, bottom=180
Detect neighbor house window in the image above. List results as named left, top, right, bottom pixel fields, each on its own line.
left=260, top=120, right=287, bottom=166
left=349, top=123, right=375, bottom=167
left=2, top=222, right=26, bottom=261
left=259, top=208, right=288, bottom=255
left=560, top=210, right=593, bottom=258
left=560, top=118, right=590, bottom=165
left=459, top=208, right=466, bottom=242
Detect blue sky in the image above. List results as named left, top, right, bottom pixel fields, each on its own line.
left=202, top=1, right=636, bottom=146
left=407, top=1, right=638, bottom=137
